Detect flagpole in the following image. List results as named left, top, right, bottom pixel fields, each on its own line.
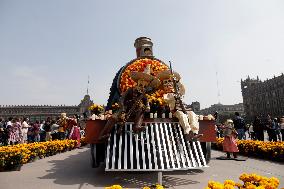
left=87, top=75, right=90, bottom=95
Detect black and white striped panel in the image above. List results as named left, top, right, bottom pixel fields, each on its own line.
left=105, top=122, right=207, bottom=171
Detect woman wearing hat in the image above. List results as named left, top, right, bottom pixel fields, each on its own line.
left=157, top=69, right=202, bottom=141
left=99, top=65, right=160, bottom=140
left=222, top=119, right=239, bottom=159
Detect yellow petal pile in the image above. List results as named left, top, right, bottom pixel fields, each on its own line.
left=206, top=173, right=280, bottom=189
left=105, top=184, right=164, bottom=189
left=213, top=138, right=284, bottom=162
left=0, top=138, right=85, bottom=171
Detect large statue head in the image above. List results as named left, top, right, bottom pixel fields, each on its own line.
left=157, top=70, right=185, bottom=95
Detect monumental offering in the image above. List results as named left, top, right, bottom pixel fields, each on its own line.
left=85, top=37, right=216, bottom=184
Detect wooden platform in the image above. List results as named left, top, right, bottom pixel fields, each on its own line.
left=85, top=119, right=216, bottom=144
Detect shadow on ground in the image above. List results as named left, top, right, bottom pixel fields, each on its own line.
left=38, top=147, right=203, bottom=188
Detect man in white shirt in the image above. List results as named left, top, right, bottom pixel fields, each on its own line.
left=21, top=118, right=30, bottom=143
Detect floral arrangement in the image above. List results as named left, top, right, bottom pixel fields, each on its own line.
left=0, top=147, right=22, bottom=170
left=0, top=138, right=86, bottom=171
left=146, top=90, right=165, bottom=106
left=89, top=104, right=104, bottom=115
left=105, top=184, right=164, bottom=189
left=205, top=173, right=280, bottom=189
left=119, top=58, right=168, bottom=106
left=213, top=138, right=284, bottom=162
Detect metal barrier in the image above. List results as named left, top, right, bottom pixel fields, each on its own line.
left=105, top=122, right=207, bottom=171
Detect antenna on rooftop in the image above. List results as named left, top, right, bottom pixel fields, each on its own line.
left=87, top=75, right=90, bottom=95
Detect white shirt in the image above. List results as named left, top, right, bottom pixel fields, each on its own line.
left=7, top=121, right=12, bottom=126
left=22, top=121, right=30, bottom=129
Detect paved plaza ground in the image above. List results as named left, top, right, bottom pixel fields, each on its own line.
left=1, top=146, right=283, bottom=189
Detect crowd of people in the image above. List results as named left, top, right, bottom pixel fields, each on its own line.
left=0, top=114, right=85, bottom=146
left=216, top=112, right=284, bottom=142
left=216, top=112, right=284, bottom=160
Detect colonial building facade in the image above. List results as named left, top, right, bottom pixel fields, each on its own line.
left=199, top=103, right=244, bottom=115
left=0, top=94, right=93, bottom=122
left=199, top=103, right=244, bottom=123
left=241, top=74, right=284, bottom=121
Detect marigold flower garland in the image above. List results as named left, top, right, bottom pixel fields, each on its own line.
left=105, top=184, right=164, bottom=189
left=119, top=58, right=168, bottom=105
left=213, top=138, right=284, bottom=162
left=205, top=173, right=280, bottom=189
left=0, top=138, right=86, bottom=171
left=89, top=104, right=104, bottom=115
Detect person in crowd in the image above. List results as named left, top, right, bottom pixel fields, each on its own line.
left=275, top=118, right=281, bottom=141
left=43, top=117, right=52, bottom=141
left=233, top=112, right=246, bottom=140
left=27, top=123, right=34, bottom=143
left=58, top=113, right=68, bottom=140
left=248, top=123, right=254, bottom=140
left=0, top=118, right=7, bottom=145
left=80, top=127, right=85, bottom=138
left=215, top=124, right=220, bottom=138
left=66, top=116, right=78, bottom=138
left=216, top=124, right=223, bottom=138
left=253, top=116, right=264, bottom=141
left=4, top=117, right=12, bottom=145
left=221, top=119, right=239, bottom=159
left=33, top=120, right=40, bottom=142
left=265, top=114, right=272, bottom=141
left=51, top=120, right=59, bottom=140
left=39, top=120, right=46, bottom=142
left=21, top=117, right=30, bottom=143
left=265, top=115, right=274, bottom=141
left=6, top=117, right=12, bottom=128
left=16, top=118, right=24, bottom=143
left=280, top=116, right=284, bottom=141
left=68, top=119, right=81, bottom=147
left=8, top=118, right=22, bottom=145
left=268, top=118, right=277, bottom=141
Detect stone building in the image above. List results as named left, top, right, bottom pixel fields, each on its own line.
left=199, top=103, right=244, bottom=115
left=241, top=74, right=284, bottom=121
left=199, top=103, right=244, bottom=123
left=0, top=94, right=93, bottom=122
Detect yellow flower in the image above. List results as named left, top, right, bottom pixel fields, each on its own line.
left=224, top=180, right=235, bottom=186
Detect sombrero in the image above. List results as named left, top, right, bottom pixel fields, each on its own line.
left=156, top=69, right=185, bottom=95
left=130, top=64, right=161, bottom=88
left=156, top=69, right=181, bottom=81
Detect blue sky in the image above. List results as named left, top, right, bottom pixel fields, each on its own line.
left=0, top=0, right=283, bottom=109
